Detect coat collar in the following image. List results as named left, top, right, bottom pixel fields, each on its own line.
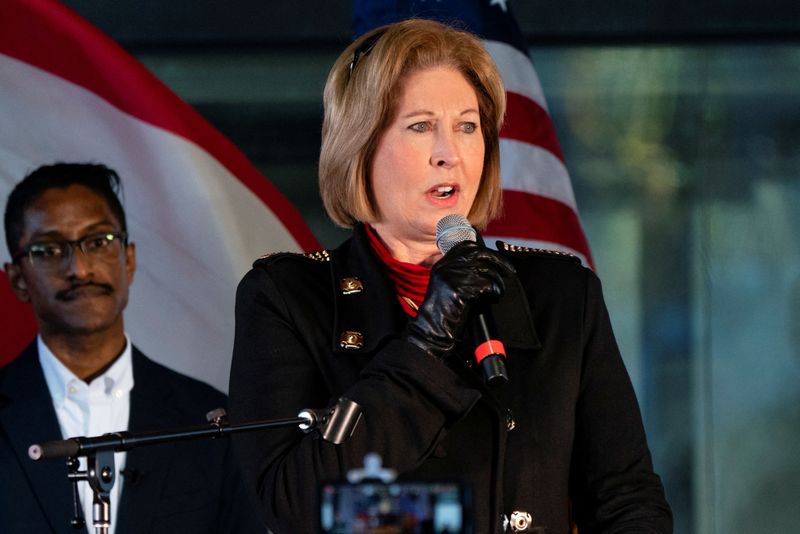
left=329, top=225, right=540, bottom=356
left=114, top=348, right=193, bottom=534
left=0, top=343, right=77, bottom=533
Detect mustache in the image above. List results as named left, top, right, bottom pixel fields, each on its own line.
left=56, top=282, right=114, bottom=301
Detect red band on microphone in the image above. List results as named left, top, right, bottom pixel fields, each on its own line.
left=474, top=340, right=506, bottom=363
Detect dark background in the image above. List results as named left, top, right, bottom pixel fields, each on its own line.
left=64, top=0, right=800, bottom=47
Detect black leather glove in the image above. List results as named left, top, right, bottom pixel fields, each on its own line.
left=406, top=241, right=516, bottom=360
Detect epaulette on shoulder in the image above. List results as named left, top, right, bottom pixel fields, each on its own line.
left=301, top=249, right=331, bottom=262
left=253, top=249, right=330, bottom=267
left=497, top=241, right=581, bottom=264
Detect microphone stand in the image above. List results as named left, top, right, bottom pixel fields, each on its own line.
left=28, top=397, right=362, bottom=534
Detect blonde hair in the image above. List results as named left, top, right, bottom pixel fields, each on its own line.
left=319, top=18, right=506, bottom=230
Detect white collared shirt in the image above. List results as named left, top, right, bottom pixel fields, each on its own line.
left=39, top=335, right=134, bottom=534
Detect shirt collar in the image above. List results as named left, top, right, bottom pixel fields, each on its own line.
left=38, top=335, right=135, bottom=408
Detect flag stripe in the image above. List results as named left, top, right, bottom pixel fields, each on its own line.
left=0, top=55, right=302, bottom=275
left=486, top=190, right=593, bottom=264
left=486, top=35, right=594, bottom=269
left=0, top=0, right=318, bottom=252
left=483, top=40, right=548, bottom=112
left=499, top=138, right=577, bottom=210
left=501, top=91, right=565, bottom=163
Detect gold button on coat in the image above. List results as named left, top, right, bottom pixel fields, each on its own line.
left=339, top=277, right=364, bottom=294
left=339, top=331, right=364, bottom=349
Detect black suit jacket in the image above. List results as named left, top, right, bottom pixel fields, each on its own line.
left=0, top=343, right=264, bottom=534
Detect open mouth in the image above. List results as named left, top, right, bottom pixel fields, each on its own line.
left=430, top=184, right=457, bottom=199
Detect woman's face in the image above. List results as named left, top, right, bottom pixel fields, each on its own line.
left=370, top=67, right=484, bottom=248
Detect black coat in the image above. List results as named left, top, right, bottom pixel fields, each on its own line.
left=229, top=225, right=672, bottom=533
left=0, top=343, right=264, bottom=534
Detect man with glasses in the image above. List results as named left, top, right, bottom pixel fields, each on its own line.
left=0, top=163, right=263, bottom=533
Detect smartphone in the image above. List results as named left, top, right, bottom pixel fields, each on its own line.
left=320, top=480, right=471, bottom=533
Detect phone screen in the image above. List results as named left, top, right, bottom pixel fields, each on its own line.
left=320, top=480, right=470, bottom=533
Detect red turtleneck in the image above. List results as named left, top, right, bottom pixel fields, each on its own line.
left=365, top=225, right=431, bottom=317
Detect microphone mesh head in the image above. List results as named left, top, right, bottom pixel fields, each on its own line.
left=436, top=214, right=476, bottom=254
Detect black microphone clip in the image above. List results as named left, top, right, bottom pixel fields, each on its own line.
left=298, top=397, right=363, bottom=445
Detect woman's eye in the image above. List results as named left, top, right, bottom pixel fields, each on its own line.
left=409, top=122, right=430, bottom=133
left=461, top=122, right=478, bottom=134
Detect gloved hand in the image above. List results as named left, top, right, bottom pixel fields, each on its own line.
left=406, top=241, right=516, bottom=359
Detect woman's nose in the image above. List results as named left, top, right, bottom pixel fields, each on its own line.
left=430, top=131, right=460, bottom=169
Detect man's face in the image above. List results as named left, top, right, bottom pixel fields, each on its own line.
left=4, top=184, right=135, bottom=338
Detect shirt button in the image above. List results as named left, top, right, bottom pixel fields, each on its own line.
left=68, top=385, right=78, bottom=395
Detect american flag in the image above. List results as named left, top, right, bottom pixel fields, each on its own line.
left=0, top=0, right=319, bottom=388
left=354, top=0, right=594, bottom=268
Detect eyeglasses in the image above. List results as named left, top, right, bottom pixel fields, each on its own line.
left=13, top=231, right=128, bottom=271
left=348, top=30, right=386, bottom=82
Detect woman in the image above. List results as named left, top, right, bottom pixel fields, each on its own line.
left=230, top=19, right=672, bottom=533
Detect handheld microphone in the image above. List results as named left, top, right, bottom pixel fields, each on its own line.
left=436, top=214, right=508, bottom=385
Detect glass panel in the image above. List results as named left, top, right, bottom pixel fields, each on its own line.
left=538, top=43, right=800, bottom=534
